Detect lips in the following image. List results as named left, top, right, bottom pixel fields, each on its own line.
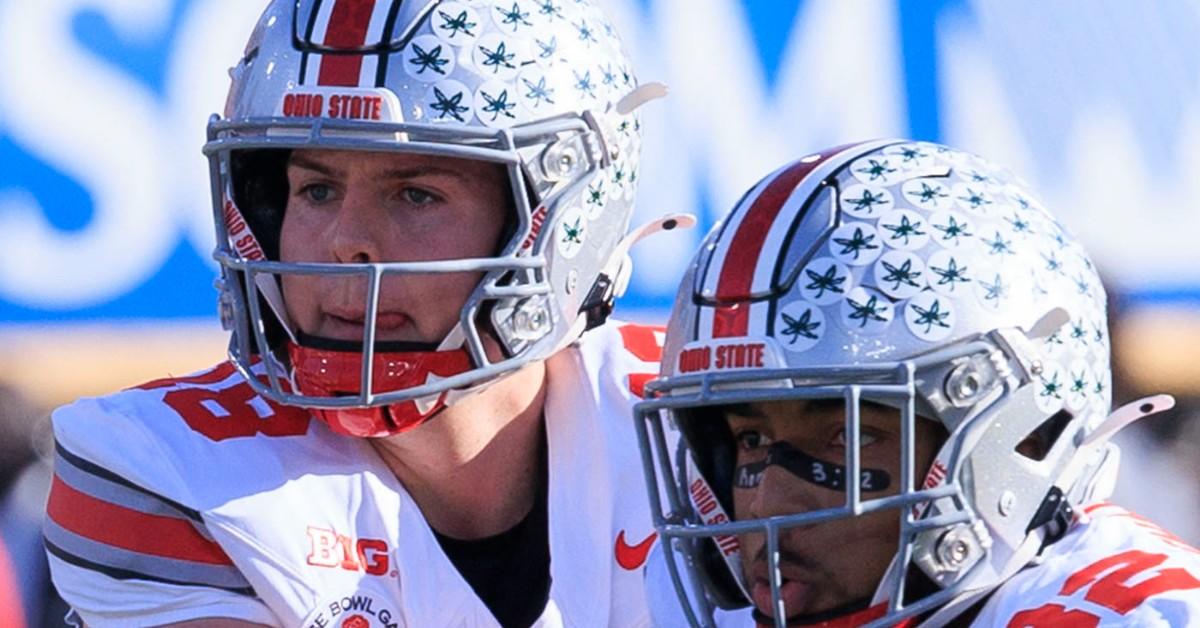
left=751, top=576, right=811, bottom=619
left=321, top=309, right=413, bottom=340
left=748, top=559, right=813, bottom=620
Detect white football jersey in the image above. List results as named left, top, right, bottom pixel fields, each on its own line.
left=45, top=322, right=665, bottom=628
left=977, top=502, right=1200, bottom=626
left=646, top=502, right=1200, bottom=627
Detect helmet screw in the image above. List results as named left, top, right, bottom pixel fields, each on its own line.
left=945, top=359, right=995, bottom=406
left=956, top=373, right=980, bottom=399
left=565, top=270, right=579, bottom=294
left=1030, top=360, right=1044, bottom=375
left=527, top=308, right=547, bottom=333
left=999, top=490, right=1016, bottom=516
left=541, top=141, right=582, bottom=181
left=948, top=540, right=969, bottom=564
left=935, top=526, right=977, bottom=568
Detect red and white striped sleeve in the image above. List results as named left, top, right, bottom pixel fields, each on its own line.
left=44, top=398, right=279, bottom=627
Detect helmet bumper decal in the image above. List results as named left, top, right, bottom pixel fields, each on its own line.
left=675, top=337, right=788, bottom=376
left=277, top=86, right=405, bottom=122
left=287, top=341, right=473, bottom=437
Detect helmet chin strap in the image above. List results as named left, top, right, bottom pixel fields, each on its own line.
left=255, top=273, right=298, bottom=344
left=571, top=212, right=696, bottom=345
left=432, top=322, right=485, bottom=410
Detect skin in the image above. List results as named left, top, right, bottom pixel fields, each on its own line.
left=281, top=149, right=548, bottom=541
left=151, top=150, right=548, bottom=627
left=279, top=149, right=509, bottom=344
left=726, top=398, right=942, bottom=623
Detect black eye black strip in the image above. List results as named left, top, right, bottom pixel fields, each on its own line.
left=734, top=441, right=891, bottom=492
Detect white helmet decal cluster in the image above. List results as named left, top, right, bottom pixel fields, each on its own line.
left=756, top=143, right=1105, bottom=393
left=675, top=139, right=1110, bottom=420
left=403, top=0, right=634, bottom=131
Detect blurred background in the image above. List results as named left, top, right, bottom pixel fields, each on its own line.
left=1, top=0, right=1198, bottom=624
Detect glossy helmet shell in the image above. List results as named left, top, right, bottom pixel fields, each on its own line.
left=637, top=140, right=1111, bottom=624
left=205, top=0, right=645, bottom=436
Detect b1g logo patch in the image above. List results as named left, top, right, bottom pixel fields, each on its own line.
left=302, top=590, right=404, bottom=628
left=306, top=526, right=392, bottom=576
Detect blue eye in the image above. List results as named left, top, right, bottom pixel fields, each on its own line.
left=402, top=187, right=439, bottom=205
left=303, top=184, right=332, bottom=202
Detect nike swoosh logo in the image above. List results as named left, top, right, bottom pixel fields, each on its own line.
left=614, top=530, right=658, bottom=570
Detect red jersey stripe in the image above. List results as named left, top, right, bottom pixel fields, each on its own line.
left=712, top=158, right=825, bottom=336
left=318, top=0, right=377, bottom=87
left=46, top=475, right=233, bottom=566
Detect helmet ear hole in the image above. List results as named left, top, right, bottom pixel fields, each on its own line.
left=1014, top=409, right=1074, bottom=462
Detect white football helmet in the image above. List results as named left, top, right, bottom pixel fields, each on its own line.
left=634, top=140, right=1173, bottom=626
left=205, top=0, right=667, bottom=437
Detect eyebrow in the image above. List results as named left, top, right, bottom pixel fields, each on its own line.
left=719, top=402, right=768, bottom=419
left=380, top=166, right=470, bottom=182
left=721, top=398, right=847, bottom=421
left=286, top=154, right=471, bottom=182
left=287, top=154, right=341, bottom=178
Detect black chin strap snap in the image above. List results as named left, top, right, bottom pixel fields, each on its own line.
left=578, top=273, right=615, bottom=331
left=1026, top=486, right=1074, bottom=552
left=734, top=441, right=891, bottom=493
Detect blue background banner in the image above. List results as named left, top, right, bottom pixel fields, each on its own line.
left=2, top=0, right=1199, bottom=324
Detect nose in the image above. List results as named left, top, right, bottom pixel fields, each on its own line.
left=329, top=188, right=386, bottom=264
left=743, top=464, right=808, bottom=521
left=739, top=465, right=796, bottom=521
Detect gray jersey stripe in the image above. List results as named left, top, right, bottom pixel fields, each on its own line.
left=44, top=518, right=252, bottom=592
left=46, top=543, right=256, bottom=597
left=55, top=440, right=202, bottom=521
left=54, top=455, right=215, bottom=543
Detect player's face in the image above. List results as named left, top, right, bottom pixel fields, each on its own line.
left=727, top=398, right=940, bottom=622
left=279, top=149, right=510, bottom=344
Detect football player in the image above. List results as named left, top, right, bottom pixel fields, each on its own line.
left=635, top=140, right=1200, bottom=626
left=44, top=1, right=683, bottom=626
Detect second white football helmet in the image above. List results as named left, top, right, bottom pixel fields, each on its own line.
left=635, top=140, right=1171, bottom=626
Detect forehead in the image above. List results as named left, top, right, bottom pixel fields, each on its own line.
left=286, top=148, right=507, bottom=181
left=725, top=398, right=901, bottom=430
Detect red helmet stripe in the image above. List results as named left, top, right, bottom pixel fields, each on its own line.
left=711, top=157, right=827, bottom=337
left=318, top=0, right=377, bottom=86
